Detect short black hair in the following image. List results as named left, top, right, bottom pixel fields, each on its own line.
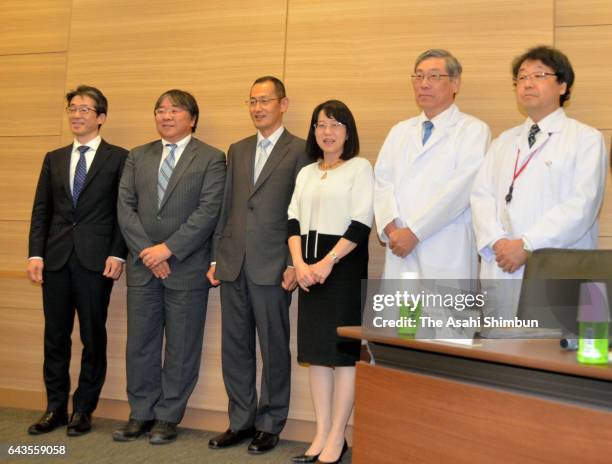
left=154, top=89, right=199, bottom=132
left=306, top=100, right=360, bottom=161
left=512, top=45, right=574, bottom=106
left=66, top=85, right=108, bottom=115
left=252, top=76, right=286, bottom=99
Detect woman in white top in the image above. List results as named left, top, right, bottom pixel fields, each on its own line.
left=288, top=100, right=374, bottom=464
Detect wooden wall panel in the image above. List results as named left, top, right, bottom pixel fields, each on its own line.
left=0, top=1, right=71, bottom=55
left=0, top=54, right=66, bottom=137
left=0, top=221, right=30, bottom=274
left=556, top=26, right=612, bottom=130
left=0, top=307, right=44, bottom=392
left=556, top=0, right=612, bottom=27
left=598, top=130, right=611, bottom=239
left=0, top=137, right=59, bottom=221
left=284, top=0, right=553, bottom=146
left=64, top=0, right=288, bottom=150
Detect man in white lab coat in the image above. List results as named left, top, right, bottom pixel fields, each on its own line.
left=374, top=49, right=491, bottom=280
left=471, top=45, right=607, bottom=318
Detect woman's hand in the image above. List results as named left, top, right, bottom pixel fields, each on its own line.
left=296, top=261, right=317, bottom=292
left=309, top=256, right=334, bottom=285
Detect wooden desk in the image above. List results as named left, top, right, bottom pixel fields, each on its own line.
left=339, top=326, right=612, bottom=464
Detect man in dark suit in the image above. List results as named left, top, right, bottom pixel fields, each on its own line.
left=113, top=89, right=225, bottom=445
left=27, top=85, right=128, bottom=436
left=207, top=76, right=309, bottom=454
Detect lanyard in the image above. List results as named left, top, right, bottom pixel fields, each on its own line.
left=505, top=136, right=551, bottom=204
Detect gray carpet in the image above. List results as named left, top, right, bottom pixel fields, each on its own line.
left=0, top=407, right=352, bottom=463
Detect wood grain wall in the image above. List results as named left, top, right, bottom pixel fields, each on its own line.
left=0, top=0, right=609, bottom=435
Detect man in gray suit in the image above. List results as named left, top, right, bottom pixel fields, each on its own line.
left=113, top=89, right=226, bottom=445
left=207, top=76, right=309, bottom=454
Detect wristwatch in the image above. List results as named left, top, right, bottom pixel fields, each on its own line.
left=328, top=251, right=339, bottom=264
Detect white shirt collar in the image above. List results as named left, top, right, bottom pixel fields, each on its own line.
left=257, top=125, right=284, bottom=147
left=525, top=107, right=566, bottom=135
left=418, top=103, right=458, bottom=129
left=73, top=135, right=102, bottom=152
left=161, top=133, right=192, bottom=149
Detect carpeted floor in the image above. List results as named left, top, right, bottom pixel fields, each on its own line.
left=0, top=407, right=352, bottom=463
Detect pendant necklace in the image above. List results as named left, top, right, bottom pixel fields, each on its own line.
left=319, top=159, right=343, bottom=179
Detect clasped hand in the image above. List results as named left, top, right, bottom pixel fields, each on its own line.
left=140, top=243, right=172, bottom=279
left=296, top=258, right=333, bottom=292
left=493, top=238, right=528, bottom=274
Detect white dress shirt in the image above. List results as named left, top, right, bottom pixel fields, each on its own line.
left=159, top=134, right=192, bottom=171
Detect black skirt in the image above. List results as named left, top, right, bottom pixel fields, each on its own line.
left=297, top=231, right=368, bottom=366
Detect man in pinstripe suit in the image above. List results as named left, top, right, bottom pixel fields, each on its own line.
left=114, top=89, right=226, bottom=444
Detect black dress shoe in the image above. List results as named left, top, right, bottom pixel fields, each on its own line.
left=292, top=452, right=320, bottom=463
left=149, top=420, right=178, bottom=445
left=27, top=411, right=68, bottom=435
left=316, top=440, right=348, bottom=464
left=112, top=418, right=155, bottom=442
left=208, top=427, right=256, bottom=449
left=66, top=412, right=92, bottom=436
left=248, top=431, right=279, bottom=454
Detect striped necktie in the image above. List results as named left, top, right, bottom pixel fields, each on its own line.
left=158, top=143, right=177, bottom=207
left=72, top=145, right=89, bottom=207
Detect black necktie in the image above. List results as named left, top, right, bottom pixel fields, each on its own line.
left=528, top=124, right=540, bottom=148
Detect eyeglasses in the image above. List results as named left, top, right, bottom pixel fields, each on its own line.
left=154, top=107, right=186, bottom=116
left=411, top=73, right=451, bottom=83
left=514, top=71, right=557, bottom=84
left=66, top=106, right=98, bottom=115
left=314, top=122, right=346, bottom=131
left=245, top=97, right=283, bottom=107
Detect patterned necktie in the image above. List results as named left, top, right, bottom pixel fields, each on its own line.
left=528, top=124, right=540, bottom=148
left=422, top=120, right=434, bottom=145
left=72, top=145, right=89, bottom=207
left=254, top=138, right=272, bottom=182
left=158, top=143, right=177, bottom=207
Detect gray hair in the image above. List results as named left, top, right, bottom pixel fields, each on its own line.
left=414, top=49, right=462, bottom=78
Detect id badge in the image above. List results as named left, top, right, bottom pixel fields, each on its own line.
left=500, top=205, right=514, bottom=235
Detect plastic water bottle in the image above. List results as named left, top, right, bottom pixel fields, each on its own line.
left=577, top=282, right=609, bottom=365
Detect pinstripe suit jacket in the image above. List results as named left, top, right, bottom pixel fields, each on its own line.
left=118, top=137, right=226, bottom=290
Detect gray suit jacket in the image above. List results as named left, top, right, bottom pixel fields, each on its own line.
left=213, top=129, right=309, bottom=285
left=118, top=137, right=226, bottom=290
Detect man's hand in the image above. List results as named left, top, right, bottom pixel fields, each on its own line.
left=140, top=243, right=172, bottom=268
left=281, top=267, right=298, bottom=291
left=27, top=258, right=44, bottom=284
left=494, top=238, right=529, bottom=273
left=207, top=264, right=220, bottom=287
left=388, top=227, right=419, bottom=258
left=103, top=257, right=124, bottom=280
left=310, top=256, right=334, bottom=285
left=151, top=261, right=171, bottom=279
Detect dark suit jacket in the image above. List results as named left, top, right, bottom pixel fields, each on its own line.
left=213, top=129, right=309, bottom=285
left=28, top=140, right=128, bottom=272
left=117, top=137, right=226, bottom=290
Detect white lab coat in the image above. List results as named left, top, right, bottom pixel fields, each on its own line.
left=374, top=104, right=491, bottom=280
left=471, top=108, right=607, bottom=318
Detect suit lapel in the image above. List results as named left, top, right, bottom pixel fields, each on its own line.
left=60, top=145, right=73, bottom=201
left=252, top=130, right=292, bottom=195
left=80, top=139, right=112, bottom=195
left=243, top=136, right=257, bottom=194
left=159, top=138, right=197, bottom=210
left=148, top=142, right=164, bottom=209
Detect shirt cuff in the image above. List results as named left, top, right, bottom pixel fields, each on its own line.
left=109, top=256, right=126, bottom=263
left=28, top=257, right=43, bottom=261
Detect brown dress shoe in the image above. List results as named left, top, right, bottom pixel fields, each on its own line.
left=149, top=420, right=178, bottom=445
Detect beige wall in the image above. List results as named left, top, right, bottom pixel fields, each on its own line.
left=0, top=0, right=610, bottom=432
